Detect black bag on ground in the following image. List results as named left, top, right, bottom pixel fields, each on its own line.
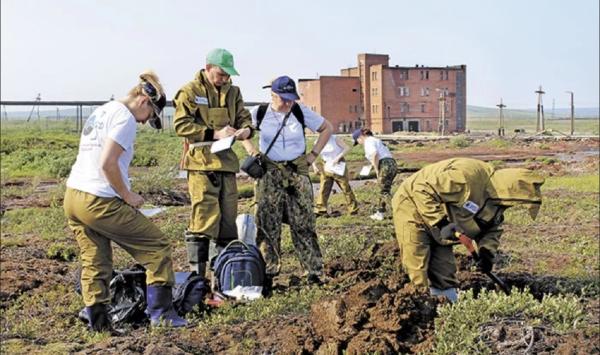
left=77, top=264, right=148, bottom=327
left=77, top=266, right=210, bottom=326
left=172, top=272, right=210, bottom=316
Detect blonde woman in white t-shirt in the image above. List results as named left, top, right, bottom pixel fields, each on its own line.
left=63, top=71, right=186, bottom=332
left=352, top=128, right=398, bottom=221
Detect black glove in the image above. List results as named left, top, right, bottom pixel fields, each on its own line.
left=476, top=248, right=494, bottom=273
left=439, top=223, right=461, bottom=241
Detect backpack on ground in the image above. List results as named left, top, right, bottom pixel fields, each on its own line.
left=172, top=271, right=210, bottom=316
left=256, top=103, right=305, bottom=133
left=213, top=240, right=266, bottom=296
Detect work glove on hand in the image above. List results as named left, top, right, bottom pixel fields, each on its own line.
left=440, top=223, right=462, bottom=241
left=476, top=248, right=494, bottom=273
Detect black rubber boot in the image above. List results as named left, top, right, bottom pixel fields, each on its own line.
left=85, top=304, right=112, bottom=332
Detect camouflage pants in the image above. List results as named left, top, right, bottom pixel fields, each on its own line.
left=315, top=168, right=359, bottom=215
left=376, top=158, right=398, bottom=213
left=254, top=167, right=323, bottom=276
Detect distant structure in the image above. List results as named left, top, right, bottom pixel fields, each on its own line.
left=297, top=53, right=467, bottom=134
left=565, top=91, right=575, bottom=135
left=26, top=93, right=42, bottom=122
left=535, top=85, right=545, bottom=132
left=496, top=98, right=506, bottom=136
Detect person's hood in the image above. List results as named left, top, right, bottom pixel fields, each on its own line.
left=487, top=168, right=545, bottom=219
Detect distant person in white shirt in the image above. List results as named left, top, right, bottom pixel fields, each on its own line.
left=64, top=71, right=186, bottom=331
left=352, top=128, right=398, bottom=221
left=242, top=75, right=333, bottom=291
left=312, top=135, right=359, bottom=216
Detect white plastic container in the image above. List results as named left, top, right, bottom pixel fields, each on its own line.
left=236, top=214, right=257, bottom=246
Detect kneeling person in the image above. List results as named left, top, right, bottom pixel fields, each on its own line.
left=392, top=158, right=544, bottom=302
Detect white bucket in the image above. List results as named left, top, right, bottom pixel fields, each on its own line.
left=236, top=214, right=257, bottom=246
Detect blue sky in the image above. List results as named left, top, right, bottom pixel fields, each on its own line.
left=1, top=0, right=598, bottom=109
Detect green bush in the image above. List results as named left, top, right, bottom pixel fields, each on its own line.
left=47, top=243, right=78, bottom=261
left=450, top=136, right=471, bottom=148
left=433, top=289, right=587, bottom=354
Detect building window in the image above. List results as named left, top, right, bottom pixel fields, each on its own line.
left=400, top=103, right=410, bottom=113
left=399, top=70, right=409, bottom=80
left=425, top=71, right=429, bottom=79
left=444, top=71, right=449, bottom=80
left=349, top=122, right=353, bottom=130
left=426, top=120, right=431, bottom=131
left=371, top=72, right=378, bottom=81
left=354, top=105, right=358, bottom=113
left=349, top=105, right=353, bottom=113
left=372, top=88, right=378, bottom=96
left=398, top=86, right=409, bottom=96
left=421, top=103, right=426, bottom=113
left=352, top=88, right=357, bottom=92
left=421, top=87, right=430, bottom=97
left=420, top=70, right=424, bottom=80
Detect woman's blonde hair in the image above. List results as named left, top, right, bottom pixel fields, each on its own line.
left=128, top=70, right=164, bottom=98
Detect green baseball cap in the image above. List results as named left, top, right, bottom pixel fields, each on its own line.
left=206, top=48, right=239, bottom=76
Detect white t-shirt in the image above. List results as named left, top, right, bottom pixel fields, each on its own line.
left=364, top=136, right=392, bottom=162
left=67, top=101, right=137, bottom=198
left=320, top=135, right=344, bottom=163
left=251, top=103, right=325, bottom=162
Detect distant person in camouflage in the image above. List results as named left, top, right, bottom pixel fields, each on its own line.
left=352, top=128, right=398, bottom=221
left=313, top=134, right=359, bottom=216
left=242, top=76, right=333, bottom=288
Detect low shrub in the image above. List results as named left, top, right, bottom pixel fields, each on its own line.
left=450, top=136, right=471, bottom=148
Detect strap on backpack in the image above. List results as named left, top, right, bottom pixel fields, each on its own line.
left=257, top=103, right=305, bottom=132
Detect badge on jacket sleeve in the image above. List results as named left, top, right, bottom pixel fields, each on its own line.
left=463, top=200, right=479, bottom=214
left=195, top=96, right=208, bottom=105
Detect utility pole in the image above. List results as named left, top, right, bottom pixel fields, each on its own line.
left=26, top=93, right=42, bottom=122
left=566, top=91, right=574, bottom=135
left=496, top=98, right=506, bottom=136
left=438, top=90, right=447, bottom=135
left=535, top=85, right=545, bottom=132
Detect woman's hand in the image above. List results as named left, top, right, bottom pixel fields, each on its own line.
left=123, top=191, right=145, bottom=209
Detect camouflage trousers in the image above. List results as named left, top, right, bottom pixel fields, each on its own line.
left=376, top=158, right=398, bottom=213
left=315, top=168, right=359, bottom=215
left=254, top=166, right=323, bottom=277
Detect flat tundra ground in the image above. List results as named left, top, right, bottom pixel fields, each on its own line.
left=1, top=132, right=598, bottom=354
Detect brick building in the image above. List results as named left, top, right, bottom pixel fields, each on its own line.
left=297, top=53, right=467, bottom=134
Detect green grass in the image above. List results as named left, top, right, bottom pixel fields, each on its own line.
left=196, top=287, right=325, bottom=328
left=1, top=207, right=68, bottom=242
left=543, top=174, right=600, bottom=192
left=467, top=117, right=599, bottom=135
left=433, top=289, right=588, bottom=354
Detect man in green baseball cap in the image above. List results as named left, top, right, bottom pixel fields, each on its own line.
left=173, top=48, right=253, bottom=280
left=206, top=48, right=239, bottom=76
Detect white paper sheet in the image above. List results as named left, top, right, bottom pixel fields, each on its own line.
left=324, top=161, right=346, bottom=176
left=139, top=207, right=166, bottom=217
left=222, top=285, right=263, bottom=301
left=359, top=165, right=372, bottom=176
left=210, top=136, right=235, bottom=153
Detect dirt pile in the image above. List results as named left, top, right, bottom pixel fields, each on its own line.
left=311, top=280, right=440, bottom=354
